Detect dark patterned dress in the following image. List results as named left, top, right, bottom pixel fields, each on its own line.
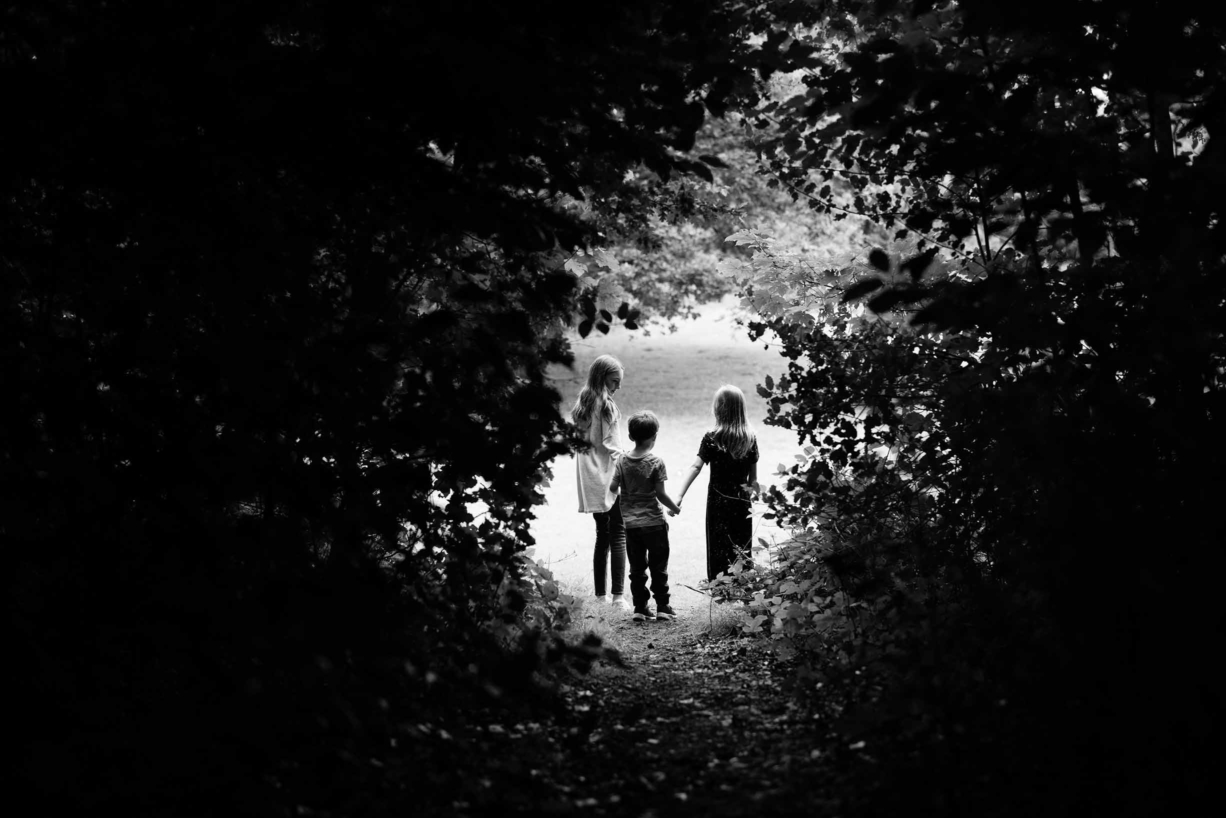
left=697, top=431, right=759, bottom=580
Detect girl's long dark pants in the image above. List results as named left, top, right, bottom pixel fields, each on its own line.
left=592, top=500, right=626, bottom=596
left=626, top=525, right=670, bottom=608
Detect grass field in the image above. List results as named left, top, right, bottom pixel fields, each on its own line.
left=530, top=297, right=801, bottom=615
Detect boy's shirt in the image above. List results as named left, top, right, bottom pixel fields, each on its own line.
left=611, top=452, right=668, bottom=530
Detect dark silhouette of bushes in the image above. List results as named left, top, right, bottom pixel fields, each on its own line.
left=720, top=1, right=1226, bottom=813
left=2, top=2, right=809, bottom=814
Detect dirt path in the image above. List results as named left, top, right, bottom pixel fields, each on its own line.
left=437, top=596, right=856, bottom=817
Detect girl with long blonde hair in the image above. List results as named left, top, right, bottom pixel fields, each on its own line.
left=571, top=355, right=629, bottom=609
left=676, top=384, right=759, bottom=581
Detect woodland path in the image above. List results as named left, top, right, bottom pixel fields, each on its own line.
left=435, top=593, right=864, bottom=818
left=425, top=305, right=859, bottom=815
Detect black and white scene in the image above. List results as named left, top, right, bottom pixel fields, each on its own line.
left=6, top=2, right=1222, bottom=816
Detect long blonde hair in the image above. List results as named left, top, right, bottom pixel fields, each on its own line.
left=571, top=354, right=623, bottom=427
left=711, top=384, right=755, bottom=459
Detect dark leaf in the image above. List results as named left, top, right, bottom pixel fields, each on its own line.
left=911, top=300, right=956, bottom=329
left=599, top=309, right=612, bottom=323
left=617, top=302, right=629, bottom=319
left=687, top=161, right=715, bottom=183
left=907, top=210, right=937, bottom=233
left=645, top=153, right=672, bottom=182
left=948, top=217, right=975, bottom=240
left=595, top=321, right=610, bottom=335
left=867, top=286, right=927, bottom=314
left=865, top=38, right=901, bottom=55
left=841, top=277, right=886, bottom=303
left=900, top=247, right=939, bottom=282
left=705, top=75, right=734, bottom=117
left=868, top=247, right=890, bottom=272
left=624, top=319, right=639, bottom=330
left=1013, top=219, right=1039, bottom=250
left=578, top=318, right=594, bottom=338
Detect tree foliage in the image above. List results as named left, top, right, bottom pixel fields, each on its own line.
left=718, top=1, right=1226, bottom=813
left=567, top=110, right=870, bottom=328
left=1, top=2, right=813, bottom=814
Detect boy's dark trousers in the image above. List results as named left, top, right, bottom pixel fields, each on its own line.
left=626, top=524, right=670, bottom=608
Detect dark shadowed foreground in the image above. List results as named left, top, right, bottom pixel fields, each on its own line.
left=409, top=603, right=853, bottom=817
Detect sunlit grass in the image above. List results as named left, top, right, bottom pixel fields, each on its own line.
left=687, top=593, right=751, bottom=638
left=558, top=578, right=751, bottom=652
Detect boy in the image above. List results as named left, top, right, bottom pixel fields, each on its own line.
left=610, top=410, right=681, bottom=621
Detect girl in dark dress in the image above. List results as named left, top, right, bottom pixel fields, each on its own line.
left=676, top=385, right=759, bottom=581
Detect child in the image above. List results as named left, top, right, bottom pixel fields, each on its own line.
left=676, top=385, right=759, bottom=581
left=571, top=354, right=629, bottom=609
left=610, top=410, right=681, bottom=621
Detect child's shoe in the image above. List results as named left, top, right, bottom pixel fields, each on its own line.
left=610, top=595, right=630, bottom=610
left=654, top=604, right=677, bottom=621
left=632, top=606, right=656, bottom=621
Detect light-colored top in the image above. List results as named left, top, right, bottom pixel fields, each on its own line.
left=575, top=402, right=623, bottom=513
left=610, top=453, right=668, bottom=529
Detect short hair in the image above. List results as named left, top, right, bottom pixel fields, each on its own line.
left=626, top=410, right=660, bottom=443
